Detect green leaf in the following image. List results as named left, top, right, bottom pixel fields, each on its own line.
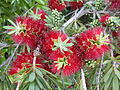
left=7, top=19, right=17, bottom=27
left=113, top=75, right=119, bottom=90
left=35, top=0, right=45, bottom=5
left=103, top=67, right=113, bottom=82
left=28, top=82, right=35, bottom=90
left=64, top=43, right=74, bottom=47
left=37, top=68, right=56, bottom=78
left=29, top=72, right=36, bottom=82
left=103, top=60, right=112, bottom=65
left=114, top=67, right=120, bottom=80
left=3, top=26, right=16, bottom=29
left=35, top=78, right=44, bottom=89
left=5, top=75, right=13, bottom=89
left=38, top=76, right=52, bottom=89
left=35, top=68, right=43, bottom=77
left=8, top=30, right=17, bottom=35
left=27, top=45, right=31, bottom=53
left=35, top=84, right=40, bottom=90
left=104, top=73, right=113, bottom=90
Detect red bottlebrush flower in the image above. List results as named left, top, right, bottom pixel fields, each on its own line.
left=48, top=0, right=66, bottom=11
left=40, top=30, right=73, bottom=57
left=9, top=15, right=47, bottom=49
left=9, top=52, right=44, bottom=75
left=8, top=68, right=20, bottom=75
left=65, top=1, right=84, bottom=10
left=75, top=27, right=110, bottom=60
left=49, top=49, right=82, bottom=76
left=108, top=0, right=120, bottom=10
left=99, top=14, right=110, bottom=24
left=112, top=30, right=120, bottom=38
left=12, top=33, right=38, bottom=49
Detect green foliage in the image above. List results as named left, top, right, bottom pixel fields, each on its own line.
left=17, top=67, right=60, bottom=90
left=52, top=37, right=73, bottom=53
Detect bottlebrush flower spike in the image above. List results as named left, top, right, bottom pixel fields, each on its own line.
left=8, top=52, right=44, bottom=75
left=48, top=0, right=66, bottom=11
left=108, top=0, right=120, bottom=10
left=99, top=14, right=120, bottom=27
left=75, top=27, right=110, bottom=60
left=49, top=49, right=82, bottom=76
left=9, top=17, right=38, bottom=49
left=40, top=30, right=73, bottom=56
left=99, top=14, right=110, bottom=24
left=4, top=11, right=47, bottom=49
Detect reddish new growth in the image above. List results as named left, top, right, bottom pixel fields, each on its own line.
left=49, top=49, right=82, bottom=76
left=9, top=52, right=44, bottom=75
left=11, top=10, right=47, bottom=49
left=75, top=27, right=110, bottom=60
left=48, top=0, right=66, bottom=11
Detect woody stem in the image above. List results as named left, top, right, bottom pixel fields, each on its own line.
left=33, top=56, right=36, bottom=69
left=81, top=69, right=87, bottom=90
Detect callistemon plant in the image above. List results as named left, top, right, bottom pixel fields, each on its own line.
left=75, top=27, right=110, bottom=60
left=1, top=0, right=120, bottom=90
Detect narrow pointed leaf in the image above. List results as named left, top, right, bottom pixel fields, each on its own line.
left=29, top=72, right=36, bottom=82
left=114, top=68, right=120, bottom=80
left=3, top=26, right=16, bottom=29
left=28, top=82, right=35, bottom=90
left=35, top=68, right=43, bottom=77
left=113, top=75, right=119, bottom=90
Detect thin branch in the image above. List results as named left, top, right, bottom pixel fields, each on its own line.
left=81, top=69, right=87, bottom=90
left=16, top=80, right=21, bottom=90
left=0, top=43, right=17, bottom=50
left=23, top=3, right=38, bottom=16
left=4, top=43, right=20, bottom=71
left=61, top=6, right=86, bottom=31
left=96, top=55, right=104, bottom=90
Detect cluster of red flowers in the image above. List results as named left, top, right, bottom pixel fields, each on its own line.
left=48, top=0, right=84, bottom=11
left=108, top=0, right=120, bottom=10
left=75, top=27, right=110, bottom=60
left=11, top=9, right=47, bottom=50
left=9, top=52, right=44, bottom=75
left=99, top=14, right=110, bottom=24
left=7, top=7, right=110, bottom=76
